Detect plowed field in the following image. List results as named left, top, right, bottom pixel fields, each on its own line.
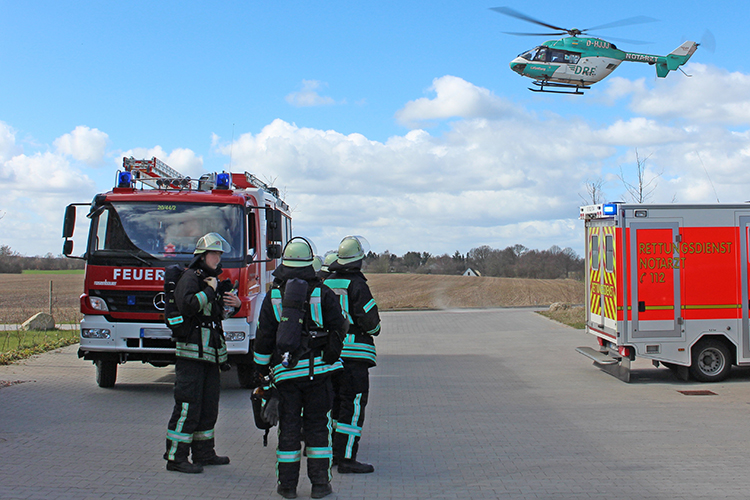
left=0, top=272, right=584, bottom=324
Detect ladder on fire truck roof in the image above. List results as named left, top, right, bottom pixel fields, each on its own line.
left=121, top=156, right=289, bottom=210
left=123, top=156, right=196, bottom=189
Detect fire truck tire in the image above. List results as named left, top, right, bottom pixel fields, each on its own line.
left=96, top=360, right=118, bottom=388
left=689, top=339, right=731, bottom=383
left=236, top=363, right=256, bottom=389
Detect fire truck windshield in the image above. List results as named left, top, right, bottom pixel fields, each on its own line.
left=89, top=202, right=244, bottom=262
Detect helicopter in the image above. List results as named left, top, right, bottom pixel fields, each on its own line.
left=492, top=6, right=698, bottom=94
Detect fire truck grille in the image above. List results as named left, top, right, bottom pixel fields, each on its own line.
left=91, top=290, right=163, bottom=314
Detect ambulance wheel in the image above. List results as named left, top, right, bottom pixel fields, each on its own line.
left=236, top=363, right=256, bottom=389
left=96, top=360, right=118, bottom=388
left=689, top=339, right=731, bottom=383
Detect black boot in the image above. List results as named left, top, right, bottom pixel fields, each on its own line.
left=311, top=483, right=333, bottom=499
left=337, top=458, right=374, bottom=474
left=195, top=455, right=230, bottom=466
left=166, top=460, right=203, bottom=474
left=277, top=485, right=297, bottom=499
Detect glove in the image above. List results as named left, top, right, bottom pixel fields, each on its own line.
left=204, top=277, right=218, bottom=290
left=262, top=395, right=280, bottom=426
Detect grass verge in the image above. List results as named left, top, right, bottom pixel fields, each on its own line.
left=537, top=306, right=586, bottom=330
left=0, top=329, right=79, bottom=365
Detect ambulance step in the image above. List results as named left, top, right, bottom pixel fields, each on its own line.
left=576, top=346, right=619, bottom=365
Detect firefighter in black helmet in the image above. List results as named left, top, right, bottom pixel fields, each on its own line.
left=324, top=235, right=381, bottom=474
left=164, top=233, right=241, bottom=473
left=254, top=237, right=348, bottom=499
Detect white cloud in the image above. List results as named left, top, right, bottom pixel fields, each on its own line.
left=54, top=125, right=109, bottom=165
left=395, top=75, right=517, bottom=128
left=9, top=67, right=750, bottom=259
left=0, top=128, right=98, bottom=256
left=208, top=71, right=750, bottom=257
left=605, top=64, right=750, bottom=126
left=285, top=80, right=337, bottom=107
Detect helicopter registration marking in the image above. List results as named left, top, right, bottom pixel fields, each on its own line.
left=585, top=40, right=610, bottom=49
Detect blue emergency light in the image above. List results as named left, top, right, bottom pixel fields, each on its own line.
left=602, top=203, right=617, bottom=216
left=117, top=171, right=133, bottom=188
left=216, top=172, right=231, bottom=189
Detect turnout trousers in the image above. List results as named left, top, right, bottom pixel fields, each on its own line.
left=332, top=360, right=370, bottom=460
left=276, top=375, right=335, bottom=488
left=165, top=357, right=221, bottom=463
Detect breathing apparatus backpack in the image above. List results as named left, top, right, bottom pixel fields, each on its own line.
left=275, top=278, right=311, bottom=368
left=163, top=264, right=189, bottom=341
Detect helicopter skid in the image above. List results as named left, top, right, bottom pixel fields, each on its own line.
left=531, top=80, right=590, bottom=95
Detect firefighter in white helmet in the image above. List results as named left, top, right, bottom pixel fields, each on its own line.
left=254, top=237, right=348, bottom=499
left=324, top=235, right=380, bottom=474
left=164, top=233, right=241, bottom=473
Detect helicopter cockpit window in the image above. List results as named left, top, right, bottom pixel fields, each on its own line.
left=533, top=48, right=547, bottom=61
left=519, top=47, right=540, bottom=61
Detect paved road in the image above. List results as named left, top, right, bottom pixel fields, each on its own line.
left=3, top=308, right=750, bottom=500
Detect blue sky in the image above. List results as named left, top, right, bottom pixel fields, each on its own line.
left=0, top=0, right=747, bottom=258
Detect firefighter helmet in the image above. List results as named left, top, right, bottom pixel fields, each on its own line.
left=321, top=251, right=338, bottom=272
left=282, top=237, right=317, bottom=268
left=194, top=233, right=231, bottom=255
left=312, top=255, right=323, bottom=273
left=336, top=235, right=370, bottom=265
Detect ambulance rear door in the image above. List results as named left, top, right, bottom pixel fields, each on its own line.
left=586, top=220, right=618, bottom=338
left=626, top=215, right=683, bottom=341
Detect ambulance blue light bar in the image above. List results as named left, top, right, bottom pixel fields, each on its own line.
left=602, top=203, right=617, bottom=216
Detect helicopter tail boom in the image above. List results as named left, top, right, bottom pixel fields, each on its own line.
left=624, top=41, right=698, bottom=78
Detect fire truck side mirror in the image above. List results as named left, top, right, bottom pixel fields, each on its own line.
left=62, top=239, right=74, bottom=256
left=62, top=205, right=76, bottom=238
left=266, top=209, right=283, bottom=242
left=267, top=243, right=282, bottom=260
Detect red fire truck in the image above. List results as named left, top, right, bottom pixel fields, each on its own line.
left=577, top=202, right=750, bottom=383
left=62, top=157, right=291, bottom=388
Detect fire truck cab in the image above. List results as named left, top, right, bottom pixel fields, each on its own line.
left=578, top=202, right=750, bottom=383
left=63, top=157, right=291, bottom=388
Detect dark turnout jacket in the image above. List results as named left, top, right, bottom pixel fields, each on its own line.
left=173, top=256, right=228, bottom=364
left=324, top=260, right=381, bottom=367
left=254, top=265, right=348, bottom=385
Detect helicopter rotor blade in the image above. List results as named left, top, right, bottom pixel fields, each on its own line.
left=490, top=7, right=568, bottom=34
left=589, top=35, right=652, bottom=45
left=700, top=29, right=716, bottom=53
left=584, top=16, right=659, bottom=32
left=503, top=31, right=568, bottom=37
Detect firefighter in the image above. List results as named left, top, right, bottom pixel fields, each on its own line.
left=164, top=232, right=241, bottom=474
left=316, top=251, right=338, bottom=280
left=254, top=237, right=348, bottom=499
left=325, top=235, right=380, bottom=474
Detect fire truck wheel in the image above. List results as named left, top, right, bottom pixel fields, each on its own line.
left=96, top=360, right=118, bottom=388
left=689, top=339, right=731, bottom=383
left=236, top=363, right=256, bottom=389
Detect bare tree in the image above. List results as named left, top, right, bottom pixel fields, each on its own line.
left=579, top=177, right=606, bottom=205
left=618, top=149, right=661, bottom=203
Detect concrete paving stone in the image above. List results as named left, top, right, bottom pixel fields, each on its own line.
left=5, top=308, right=750, bottom=498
